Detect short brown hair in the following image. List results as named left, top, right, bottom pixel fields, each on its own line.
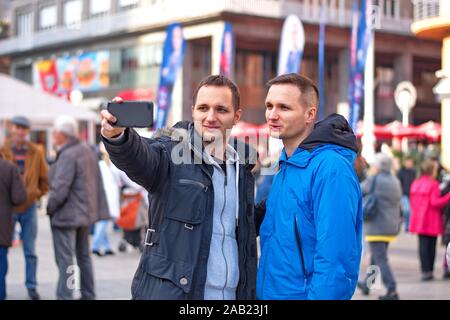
left=192, top=75, right=240, bottom=110
left=420, top=159, right=436, bottom=177
left=267, top=73, right=319, bottom=110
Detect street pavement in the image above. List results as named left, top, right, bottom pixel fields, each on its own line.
left=6, top=212, right=450, bottom=300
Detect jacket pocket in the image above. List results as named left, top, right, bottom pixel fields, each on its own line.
left=165, top=179, right=208, bottom=224
left=132, top=253, right=193, bottom=300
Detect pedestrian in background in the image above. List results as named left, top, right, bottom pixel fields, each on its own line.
left=409, top=159, right=450, bottom=281
left=397, top=156, right=417, bottom=232
left=47, top=116, right=110, bottom=300
left=0, top=115, right=48, bottom=300
left=358, top=153, right=402, bottom=300
left=91, top=142, right=120, bottom=257
left=0, top=147, right=27, bottom=300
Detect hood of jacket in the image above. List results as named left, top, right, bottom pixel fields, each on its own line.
left=281, top=113, right=358, bottom=168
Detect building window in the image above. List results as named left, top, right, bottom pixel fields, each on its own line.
left=235, top=49, right=277, bottom=123
left=90, top=0, right=110, bottom=17
left=39, top=5, right=57, bottom=31
left=378, top=0, right=398, bottom=18
left=119, top=0, right=139, bottom=10
left=16, top=11, right=34, bottom=36
left=64, top=0, right=82, bottom=27
left=15, top=64, right=33, bottom=84
left=109, top=43, right=162, bottom=89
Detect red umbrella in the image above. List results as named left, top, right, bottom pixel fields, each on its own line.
left=356, top=121, right=392, bottom=139
left=382, top=121, right=417, bottom=138
left=415, top=121, right=441, bottom=142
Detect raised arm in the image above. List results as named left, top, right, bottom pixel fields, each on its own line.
left=100, top=100, right=169, bottom=192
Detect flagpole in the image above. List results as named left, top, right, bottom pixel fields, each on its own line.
left=361, top=33, right=375, bottom=164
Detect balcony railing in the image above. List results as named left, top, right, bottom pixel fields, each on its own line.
left=412, top=0, right=440, bottom=22
left=0, top=0, right=413, bottom=56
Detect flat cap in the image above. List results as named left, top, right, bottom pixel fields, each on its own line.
left=11, top=116, right=31, bottom=128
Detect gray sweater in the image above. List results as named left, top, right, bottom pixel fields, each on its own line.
left=203, top=146, right=240, bottom=300
left=361, top=171, right=402, bottom=236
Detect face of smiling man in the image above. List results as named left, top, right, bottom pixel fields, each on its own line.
left=191, top=85, right=242, bottom=146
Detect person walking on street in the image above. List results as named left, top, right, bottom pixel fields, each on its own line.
left=0, top=116, right=48, bottom=300
left=397, top=156, right=417, bottom=232
left=0, top=149, right=27, bottom=300
left=409, top=159, right=450, bottom=281
left=358, top=153, right=402, bottom=300
left=101, top=75, right=258, bottom=300
left=47, top=116, right=110, bottom=300
left=256, top=73, right=363, bottom=300
left=91, top=142, right=121, bottom=257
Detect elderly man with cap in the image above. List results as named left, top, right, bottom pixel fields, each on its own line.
left=47, top=116, right=110, bottom=300
left=0, top=115, right=48, bottom=300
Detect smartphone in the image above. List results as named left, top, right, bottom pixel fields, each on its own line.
left=107, top=101, right=154, bottom=128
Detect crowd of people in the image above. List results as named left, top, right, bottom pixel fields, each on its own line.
left=355, top=143, right=450, bottom=300
left=0, top=115, right=148, bottom=300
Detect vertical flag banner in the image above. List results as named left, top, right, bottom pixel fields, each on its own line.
left=155, top=23, right=186, bottom=129
left=277, top=15, right=305, bottom=76
left=318, top=5, right=326, bottom=120
left=349, top=0, right=374, bottom=132
left=220, top=22, right=234, bottom=79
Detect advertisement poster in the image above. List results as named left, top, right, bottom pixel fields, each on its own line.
left=35, top=60, right=59, bottom=94
left=34, top=51, right=110, bottom=95
left=277, top=15, right=305, bottom=76
left=155, top=23, right=186, bottom=129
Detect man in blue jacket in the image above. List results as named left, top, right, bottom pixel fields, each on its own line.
left=257, top=73, right=363, bottom=300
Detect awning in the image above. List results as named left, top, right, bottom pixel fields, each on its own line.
left=0, top=73, right=98, bottom=123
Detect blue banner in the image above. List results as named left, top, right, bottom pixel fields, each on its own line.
left=318, top=5, right=326, bottom=120
left=155, top=23, right=186, bottom=129
left=349, top=0, right=373, bottom=132
left=277, top=15, right=305, bottom=75
left=220, top=22, right=234, bottom=79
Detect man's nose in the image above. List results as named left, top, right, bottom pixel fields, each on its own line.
left=267, top=108, right=279, bottom=121
left=205, top=109, right=217, bottom=122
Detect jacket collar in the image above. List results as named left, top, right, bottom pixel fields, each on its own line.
left=54, top=138, right=80, bottom=162
left=4, top=139, right=36, bottom=158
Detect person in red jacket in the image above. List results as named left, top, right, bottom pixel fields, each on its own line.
left=409, top=159, right=450, bottom=281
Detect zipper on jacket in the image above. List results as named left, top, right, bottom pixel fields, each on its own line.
left=179, top=179, right=208, bottom=192
left=220, top=171, right=228, bottom=300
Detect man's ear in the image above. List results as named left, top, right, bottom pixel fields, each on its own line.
left=306, top=106, right=317, bottom=124
left=234, top=108, right=242, bottom=125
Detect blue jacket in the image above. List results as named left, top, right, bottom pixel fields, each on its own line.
left=257, top=114, right=363, bottom=300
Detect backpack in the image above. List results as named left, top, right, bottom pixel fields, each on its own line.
left=362, top=175, right=378, bottom=221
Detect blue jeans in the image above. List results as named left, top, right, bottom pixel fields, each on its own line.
left=401, top=195, right=411, bottom=232
left=91, top=220, right=112, bottom=252
left=14, top=204, right=38, bottom=289
left=0, top=246, right=8, bottom=300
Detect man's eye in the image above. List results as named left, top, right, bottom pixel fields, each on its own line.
left=266, top=105, right=273, bottom=110
left=217, top=108, right=228, bottom=113
left=280, top=105, right=290, bottom=110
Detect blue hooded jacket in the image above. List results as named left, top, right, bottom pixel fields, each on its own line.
left=257, top=114, right=363, bottom=300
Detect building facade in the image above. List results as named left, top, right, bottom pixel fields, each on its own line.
left=0, top=0, right=442, bottom=128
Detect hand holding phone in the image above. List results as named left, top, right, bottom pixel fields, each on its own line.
left=101, top=97, right=126, bottom=139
